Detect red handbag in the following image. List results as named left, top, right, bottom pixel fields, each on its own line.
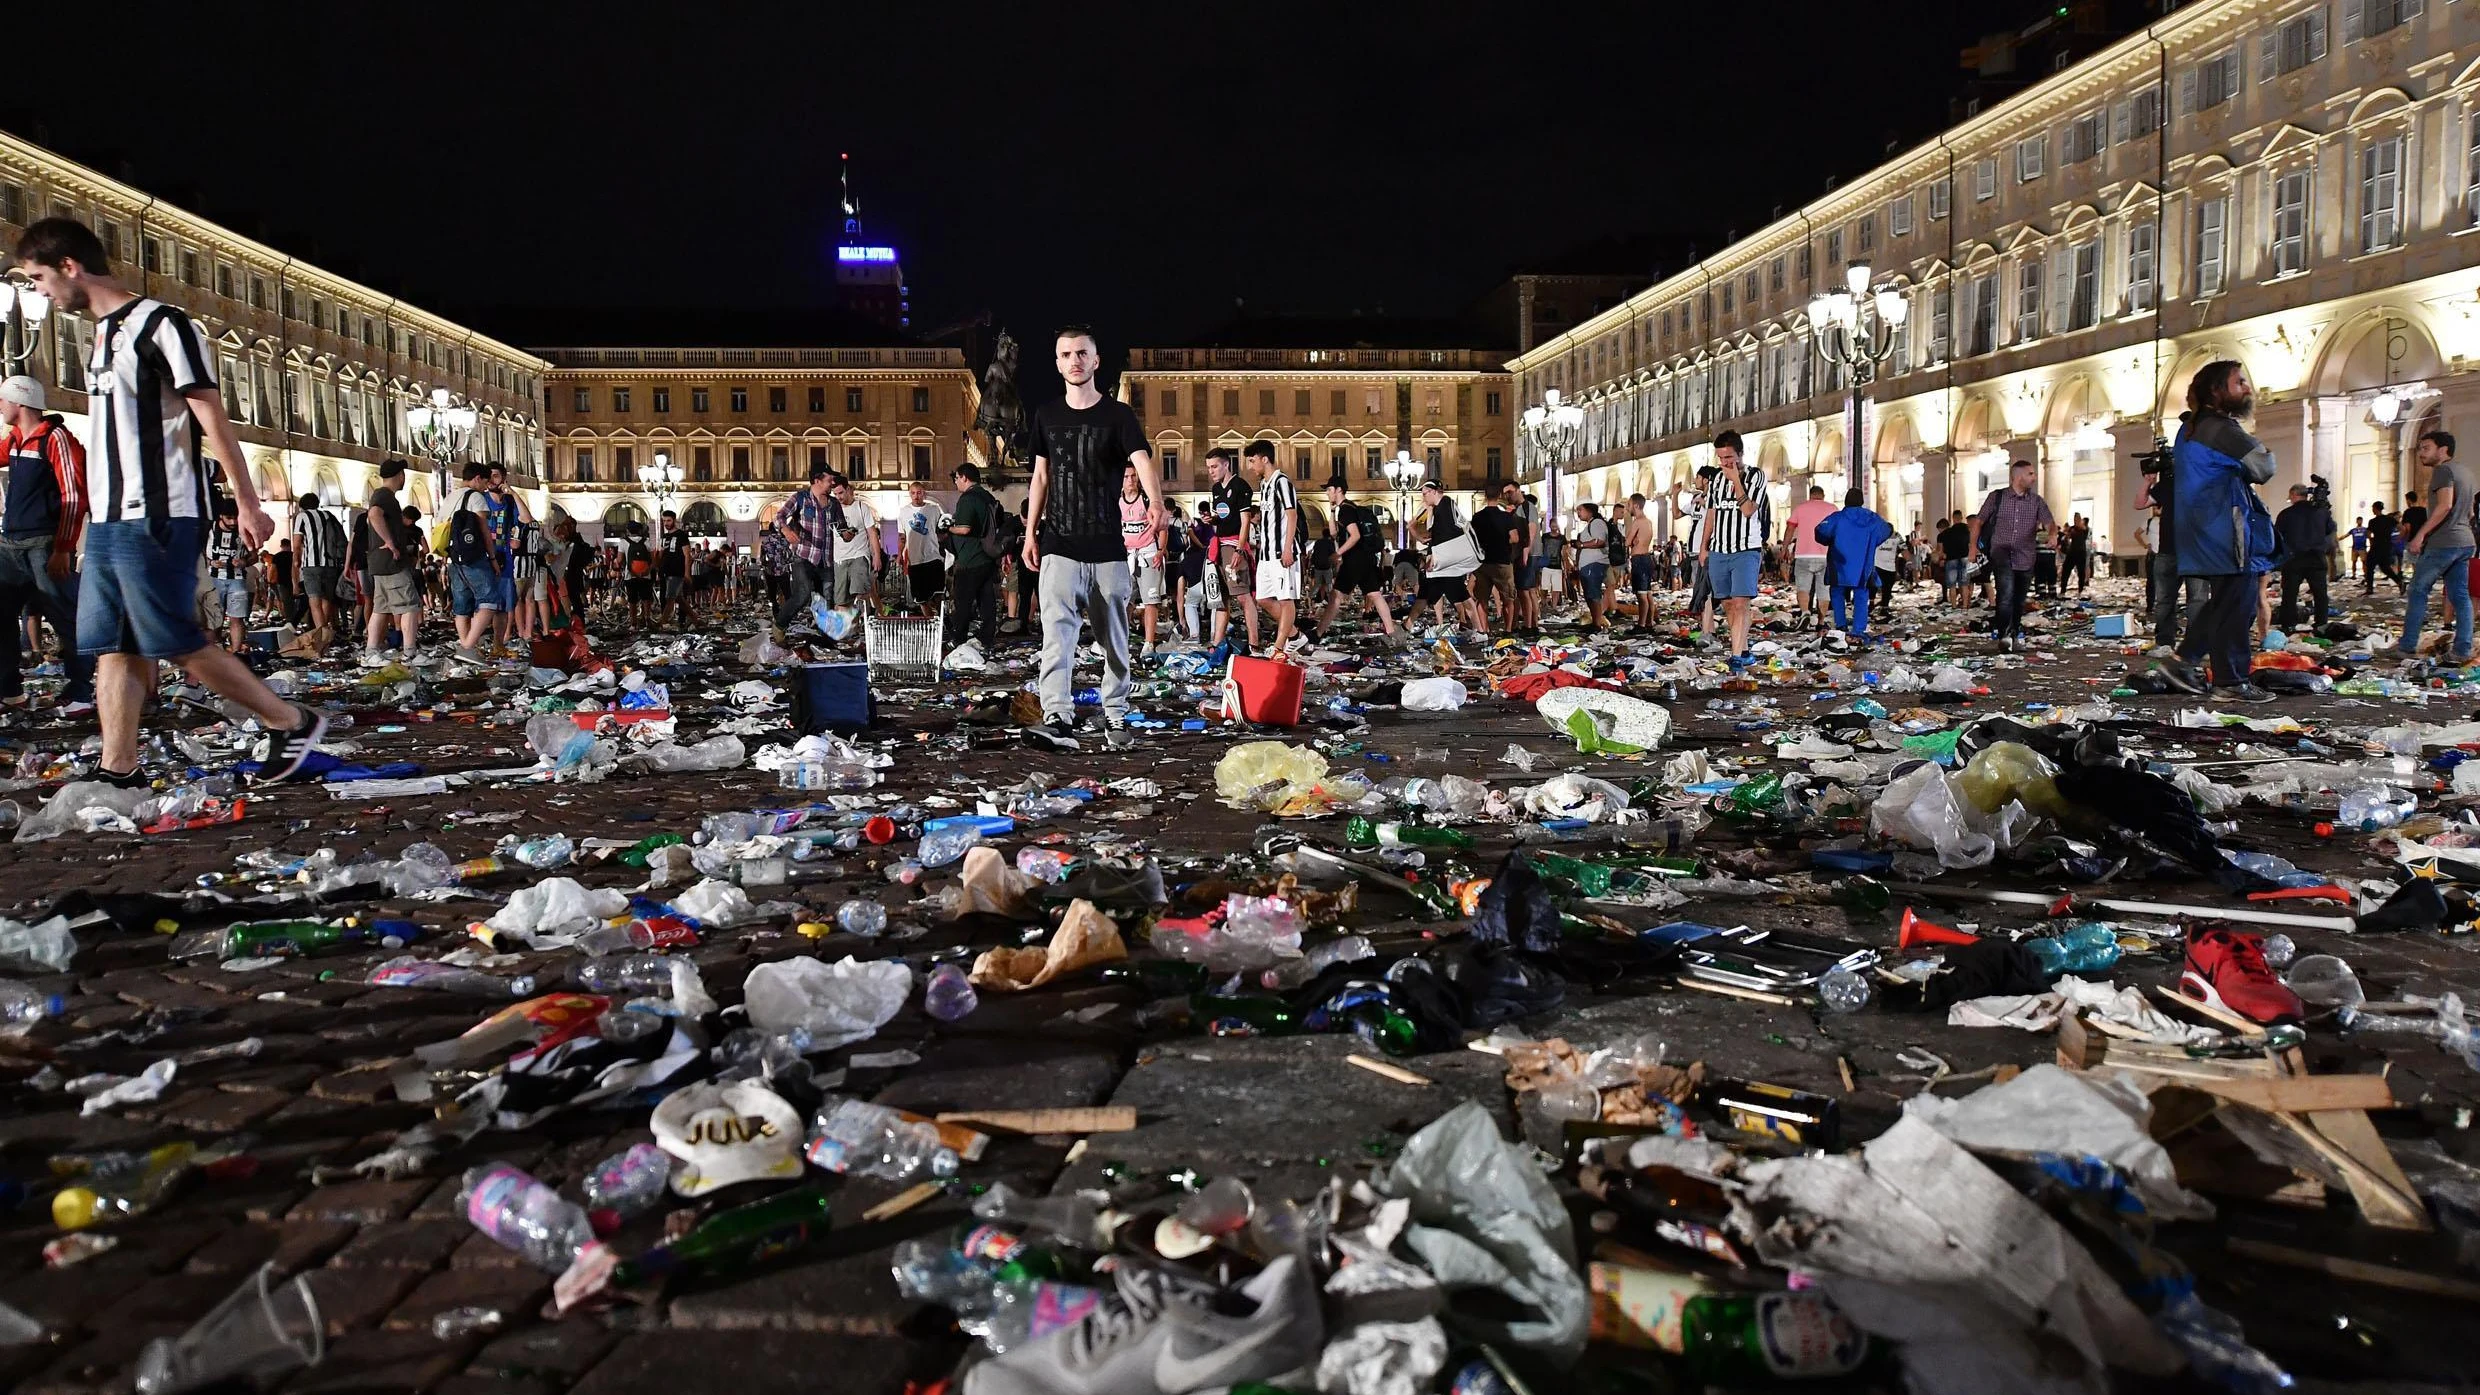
left=1222, top=655, right=1305, bottom=727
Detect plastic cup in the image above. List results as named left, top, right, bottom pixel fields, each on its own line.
left=134, top=1262, right=324, bottom=1395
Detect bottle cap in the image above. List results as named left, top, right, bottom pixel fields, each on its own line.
left=52, top=1186, right=99, bottom=1230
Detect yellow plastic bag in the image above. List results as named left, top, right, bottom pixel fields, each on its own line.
left=1954, top=741, right=2073, bottom=822
left=1212, top=741, right=1329, bottom=804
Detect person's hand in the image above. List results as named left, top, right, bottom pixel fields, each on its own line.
left=1021, top=534, right=1040, bottom=570
left=1281, top=547, right=1295, bottom=569
left=236, top=501, right=273, bottom=549
left=2409, top=535, right=2425, bottom=556
left=46, top=547, right=72, bottom=582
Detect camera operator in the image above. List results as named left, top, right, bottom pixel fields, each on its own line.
left=2154, top=360, right=2277, bottom=701
left=2272, top=477, right=2335, bottom=631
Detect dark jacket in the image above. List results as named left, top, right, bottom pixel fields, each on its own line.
left=2170, top=410, right=2277, bottom=577
left=2273, top=498, right=2335, bottom=566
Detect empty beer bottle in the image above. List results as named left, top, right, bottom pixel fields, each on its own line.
left=1343, top=816, right=1474, bottom=851
left=610, top=1188, right=832, bottom=1287
left=1719, top=772, right=1786, bottom=819
left=1680, top=1291, right=1871, bottom=1380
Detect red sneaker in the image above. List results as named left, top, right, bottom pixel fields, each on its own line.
left=2179, top=928, right=2304, bottom=1025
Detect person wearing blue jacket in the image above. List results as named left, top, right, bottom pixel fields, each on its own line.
left=2156, top=360, right=2278, bottom=702
left=1813, top=489, right=1894, bottom=645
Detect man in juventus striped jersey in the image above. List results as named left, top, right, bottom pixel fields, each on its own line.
left=13, top=219, right=326, bottom=784
left=1240, top=440, right=1302, bottom=654
left=1699, top=429, right=1771, bottom=668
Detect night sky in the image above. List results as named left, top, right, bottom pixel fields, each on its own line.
left=15, top=0, right=2037, bottom=373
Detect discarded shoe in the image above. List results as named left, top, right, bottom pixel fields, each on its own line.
left=962, top=1256, right=1321, bottom=1395
left=2178, top=928, right=2303, bottom=1026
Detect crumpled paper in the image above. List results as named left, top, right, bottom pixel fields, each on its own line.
left=946, top=845, right=1039, bottom=919
left=742, top=955, right=909, bottom=1050
left=970, top=899, right=1126, bottom=990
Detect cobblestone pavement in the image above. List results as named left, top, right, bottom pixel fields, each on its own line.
left=3, top=574, right=2478, bottom=1393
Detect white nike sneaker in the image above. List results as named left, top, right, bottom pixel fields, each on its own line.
left=963, top=1256, right=1320, bottom=1395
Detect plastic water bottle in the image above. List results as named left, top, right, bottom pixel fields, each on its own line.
left=580, top=1143, right=671, bottom=1221
left=571, top=954, right=676, bottom=995
left=507, top=834, right=575, bottom=870
left=804, top=1099, right=959, bottom=1181
left=2337, top=785, right=2416, bottom=833
left=2026, top=922, right=2122, bottom=976
left=0, top=981, right=66, bottom=1025
left=919, top=826, right=981, bottom=869
left=924, top=963, right=979, bottom=1021
left=458, top=1164, right=598, bottom=1274
left=2261, top=933, right=2296, bottom=970
left=1261, top=934, right=1377, bottom=990
left=1816, top=966, right=1873, bottom=1014
left=779, top=761, right=875, bottom=791
left=836, top=901, right=889, bottom=937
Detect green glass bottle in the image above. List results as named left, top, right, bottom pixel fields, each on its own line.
left=1344, top=1004, right=1420, bottom=1057
left=1833, top=876, right=1892, bottom=914
left=1343, top=816, right=1474, bottom=851
left=1680, top=1291, right=1871, bottom=1380
left=1722, top=772, right=1785, bottom=819
left=1190, top=993, right=1302, bottom=1037
left=221, top=920, right=349, bottom=959
left=610, top=1188, right=832, bottom=1286
left=1530, top=852, right=1616, bottom=896
left=619, top=833, right=687, bottom=869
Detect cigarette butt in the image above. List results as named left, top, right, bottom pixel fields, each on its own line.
left=861, top=1182, right=942, bottom=1223
left=1347, top=1054, right=1434, bottom=1086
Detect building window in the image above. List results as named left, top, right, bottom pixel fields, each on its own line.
left=1928, top=178, right=1952, bottom=221
left=572, top=387, right=591, bottom=412
left=2066, top=111, right=2104, bottom=164
left=1328, top=389, right=1346, bottom=416
left=615, top=446, right=635, bottom=477
left=1295, top=447, right=1312, bottom=479
left=1889, top=194, right=1915, bottom=237
left=1855, top=214, right=1875, bottom=256
left=2015, top=133, right=2046, bottom=182
left=911, top=444, right=932, bottom=480
left=845, top=387, right=863, bottom=413
left=2068, top=241, right=2101, bottom=329
left=2191, top=47, right=2241, bottom=111
left=1928, top=288, right=1951, bottom=363
left=2016, top=258, right=2044, bottom=341
left=1329, top=448, right=1347, bottom=479
left=573, top=447, right=594, bottom=483
left=1769, top=256, right=1786, bottom=292
left=1222, top=389, right=1240, bottom=415
left=1660, top=308, right=1673, bottom=339
left=693, top=446, right=713, bottom=481
left=216, top=265, right=234, bottom=299
left=691, top=387, right=710, bottom=412
left=2361, top=135, right=2405, bottom=252
left=1485, top=390, right=1503, bottom=415
left=1364, top=389, right=1381, bottom=415
left=1964, top=274, right=1997, bottom=356
left=1721, top=281, right=1735, bottom=314
left=2126, top=220, right=2157, bottom=310
left=1292, top=389, right=1310, bottom=415
left=2468, top=116, right=2480, bottom=222
left=1162, top=448, right=1180, bottom=480
left=1424, top=389, right=1441, bottom=417
left=1424, top=446, right=1442, bottom=473
left=732, top=446, right=751, bottom=480
left=2271, top=169, right=2311, bottom=274
left=652, top=387, right=669, bottom=413
left=846, top=446, right=866, bottom=477
left=1162, top=388, right=1178, bottom=415
left=771, top=446, right=790, bottom=480
left=1257, top=389, right=1275, bottom=415
left=912, top=387, right=931, bottom=413
left=809, top=387, right=826, bottom=413
left=612, top=387, right=631, bottom=413
left=769, top=386, right=787, bottom=413
left=731, top=387, right=749, bottom=412
left=2351, top=0, right=2424, bottom=43
left=2197, top=196, right=2228, bottom=295
left=1796, top=245, right=1813, bottom=281
left=2270, top=8, right=2328, bottom=75
left=1974, top=158, right=1998, bottom=202
left=809, top=445, right=828, bottom=477
left=1366, top=447, right=1383, bottom=477
left=1485, top=447, right=1503, bottom=481
left=1825, top=229, right=1843, bottom=264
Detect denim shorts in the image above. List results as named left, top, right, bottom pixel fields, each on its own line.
left=1579, top=561, right=1610, bottom=603
left=79, top=518, right=210, bottom=659
left=1708, top=548, right=1762, bottom=599
left=212, top=576, right=251, bottom=619
left=449, top=560, right=501, bottom=617
left=1943, top=559, right=1967, bottom=588
left=1629, top=555, right=1655, bottom=592
left=1518, top=559, right=1545, bottom=590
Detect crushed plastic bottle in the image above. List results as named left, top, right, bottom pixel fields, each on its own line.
left=503, top=834, right=575, bottom=870
left=836, top=901, right=889, bottom=937
left=779, top=760, right=876, bottom=791
left=1260, top=934, right=1377, bottom=990
left=0, top=980, right=66, bottom=1026
left=2260, top=933, right=2296, bottom=970
left=580, top=1143, right=671, bottom=1221
left=804, top=1098, right=960, bottom=1182
left=2337, top=784, right=2418, bottom=833
left=571, top=954, right=677, bottom=996
left=924, top=963, right=979, bottom=1021
left=50, top=1141, right=202, bottom=1229
left=919, top=826, right=982, bottom=869
left=367, top=957, right=535, bottom=998
left=1816, top=966, right=1873, bottom=1014
left=457, top=1163, right=600, bottom=1274
left=2024, top=922, right=2122, bottom=977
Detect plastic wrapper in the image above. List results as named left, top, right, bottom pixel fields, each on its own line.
left=14, top=780, right=152, bottom=843
left=0, top=915, right=77, bottom=972
left=1213, top=742, right=1330, bottom=805
left=484, top=878, right=630, bottom=944
left=1151, top=894, right=1304, bottom=972
left=1902, top=1064, right=2210, bottom=1220
left=1375, top=1100, right=1584, bottom=1359
left=969, top=899, right=1127, bottom=991
left=741, top=955, right=909, bottom=1051
left=618, top=735, right=746, bottom=775
left=1398, top=677, right=1468, bottom=712
left=1870, top=763, right=2032, bottom=870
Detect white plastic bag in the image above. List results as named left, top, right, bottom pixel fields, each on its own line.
left=486, top=878, right=630, bottom=943
left=1399, top=677, right=1468, bottom=712
left=1870, top=763, right=1994, bottom=869
left=741, top=955, right=910, bottom=1051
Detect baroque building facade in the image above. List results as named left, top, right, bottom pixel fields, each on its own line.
left=1512, top=0, right=2480, bottom=571
left=0, top=129, right=547, bottom=527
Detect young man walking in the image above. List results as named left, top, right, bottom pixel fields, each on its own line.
left=1239, top=440, right=1301, bottom=654
left=1205, top=448, right=1257, bottom=649
left=1568, top=500, right=1614, bottom=633
left=1700, top=431, right=1769, bottom=666
left=1785, top=484, right=1834, bottom=630
left=0, top=374, right=93, bottom=716
left=896, top=480, right=947, bottom=611
left=2364, top=500, right=2404, bottom=593
left=1120, top=462, right=1168, bottom=655
left=362, top=458, right=421, bottom=659
left=830, top=476, right=881, bottom=614
left=774, top=463, right=837, bottom=631
left=1623, top=493, right=1657, bottom=633
left=12, top=217, right=324, bottom=783
left=1318, top=479, right=1398, bottom=641
left=945, top=463, right=1002, bottom=656
left=1814, top=488, right=1895, bottom=647
left=291, top=483, right=348, bottom=645
left=1970, top=459, right=2055, bottom=653
left=445, top=462, right=502, bottom=660
left=2391, top=429, right=2477, bottom=666
left=1023, top=326, right=1159, bottom=750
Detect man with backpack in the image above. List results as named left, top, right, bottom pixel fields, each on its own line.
left=443, top=461, right=502, bottom=662
left=0, top=373, right=93, bottom=717
left=362, top=458, right=420, bottom=661
left=945, top=462, right=1004, bottom=658
left=292, top=485, right=349, bottom=648
left=623, top=523, right=657, bottom=629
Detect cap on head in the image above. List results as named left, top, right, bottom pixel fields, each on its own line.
left=0, top=375, right=44, bottom=411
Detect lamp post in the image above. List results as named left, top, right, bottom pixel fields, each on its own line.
left=1381, top=448, right=1422, bottom=549
left=405, top=385, right=479, bottom=501
left=0, top=276, right=51, bottom=375
left=1519, top=387, right=1585, bottom=526
left=1805, top=263, right=1908, bottom=502
left=638, top=450, right=684, bottom=525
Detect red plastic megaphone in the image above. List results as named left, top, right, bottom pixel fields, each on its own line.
left=1898, top=906, right=1979, bottom=949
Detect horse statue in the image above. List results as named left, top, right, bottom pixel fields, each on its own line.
left=972, top=329, right=1026, bottom=477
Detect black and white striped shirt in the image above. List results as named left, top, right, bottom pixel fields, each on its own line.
left=1256, top=472, right=1300, bottom=560
left=86, top=298, right=217, bottom=523
left=295, top=505, right=346, bottom=567
left=1702, top=466, right=1770, bottom=555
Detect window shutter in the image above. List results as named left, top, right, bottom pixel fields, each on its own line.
left=2404, top=0, right=2425, bottom=18
left=2050, top=245, right=2073, bottom=331
left=2180, top=66, right=2199, bottom=113
left=2343, top=0, right=2364, bottom=44
left=2226, top=47, right=2244, bottom=91
left=2307, top=9, right=2327, bottom=60
left=2259, top=29, right=2278, bottom=80
left=2112, top=99, right=2131, bottom=144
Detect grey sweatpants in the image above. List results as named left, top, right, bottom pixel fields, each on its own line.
left=1037, top=554, right=1132, bottom=723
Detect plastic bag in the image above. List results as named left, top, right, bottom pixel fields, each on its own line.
left=1953, top=742, right=2073, bottom=822
left=1536, top=688, right=1669, bottom=754
left=1514, top=774, right=1633, bottom=823
left=1150, top=894, right=1304, bottom=972
left=670, top=879, right=759, bottom=928
left=1902, top=1064, right=2210, bottom=1220
left=741, top=955, right=909, bottom=1050
left=485, top=878, right=630, bottom=943
left=0, top=915, right=78, bottom=972
left=1871, top=763, right=1999, bottom=869
left=14, top=780, right=151, bottom=843
left=1213, top=742, right=1329, bottom=803
left=938, top=845, right=1038, bottom=919
left=1399, top=678, right=1468, bottom=712
left=970, top=899, right=1127, bottom=991
left=1375, top=1100, right=1585, bottom=1359
left=618, top=736, right=746, bottom=775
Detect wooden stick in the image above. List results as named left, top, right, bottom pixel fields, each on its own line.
left=1346, top=1054, right=1434, bottom=1086
left=1836, top=1055, right=1856, bottom=1093
left=935, top=1106, right=1138, bottom=1135
left=1678, top=978, right=1802, bottom=1007
left=2225, top=1239, right=2480, bottom=1302
left=2149, top=984, right=2270, bottom=1038
left=861, top=1182, right=943, bottom=1223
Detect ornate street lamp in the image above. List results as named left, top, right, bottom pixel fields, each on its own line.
left=1381, top=448, right=1422, bottom=549
left=638, top=450, right=684, bottom=523
left=1519, top=387, right=1585, bottom=524
left=0, top=276, right=52, bottom=375
left=405, top=385, right=479, bottom=499
left=1805, top=263, right=1907, bottom=499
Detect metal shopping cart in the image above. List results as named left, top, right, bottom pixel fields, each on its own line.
left=864, top=604, right=945, bottom=684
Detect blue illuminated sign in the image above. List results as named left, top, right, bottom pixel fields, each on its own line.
left=836, top=246, right=898, bottom=263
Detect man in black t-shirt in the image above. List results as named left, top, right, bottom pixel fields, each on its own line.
left=1022, top=325, right=1161, bottom=750
left=1205, top=448, right=1259, bottom=650
left=1469, top=497, right=1520, bottom=634
left=1317, top=478, right=1399, bottom=640
left=363, top=457, right=420, bottom=658
left=2365, top=501, right=2404, bottom=592
left=1936, top=513, right=1972, bottom=607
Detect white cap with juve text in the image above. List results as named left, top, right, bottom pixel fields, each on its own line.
left=0, top=376, right=43, bottom=411
left=650, top=1079, right=803, bottom=1197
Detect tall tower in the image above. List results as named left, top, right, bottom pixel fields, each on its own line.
left=833, top=153, right=910, bottom=331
